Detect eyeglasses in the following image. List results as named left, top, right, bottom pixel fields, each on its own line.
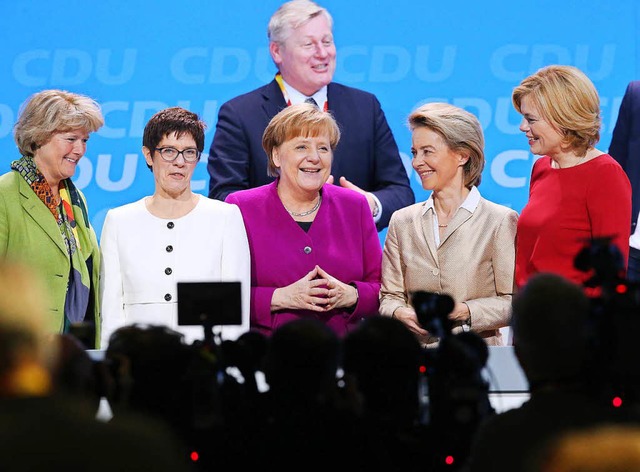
left=154, top=147, right=201, bottom=163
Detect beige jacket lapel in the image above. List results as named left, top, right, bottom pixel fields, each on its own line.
left=419, top=205, right=439, bottom=263
left=439, top=207, right=473, bottom=247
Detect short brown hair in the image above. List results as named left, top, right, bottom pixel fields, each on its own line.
left=142, top=107, right=207, bottom=171
left=263, top=103, right=340, bottom=177
left=407, top=102, right=485, bottom=189
left=14, top=89, right=104, bottom=157
left=143, top=107, right=206, bottom=153
left=512, top=65, right=601, bottom=156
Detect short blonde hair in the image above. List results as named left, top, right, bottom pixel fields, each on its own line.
left=512, top=65, right=601, bottom=156
left=14, top=89, right=104, bottom=157
left=407, top=102, right=485, bottom=188
left=263, top=103, right=341, bottom=177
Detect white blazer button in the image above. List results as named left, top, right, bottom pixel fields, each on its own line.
left=304, top=246, right=312, bottom=254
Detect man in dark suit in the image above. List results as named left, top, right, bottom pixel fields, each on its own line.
left=207, top=0, right=414, bottom=231
left=609, top=80, right=640, bottom=281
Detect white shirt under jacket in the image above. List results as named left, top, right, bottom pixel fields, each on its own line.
left=99, top=195, right=251, bottom=348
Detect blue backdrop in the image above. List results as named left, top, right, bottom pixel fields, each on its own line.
left=2, top=0, right=639, bottom=244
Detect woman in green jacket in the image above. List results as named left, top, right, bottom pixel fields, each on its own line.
left=0, top=89, right=104, bottom=348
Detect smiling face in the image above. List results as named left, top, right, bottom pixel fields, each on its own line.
left=273, top=134, right=332, bottom=198
left=518, top=94, right=565, bottom=158
left=270, top=14, right=336, bottom=97
left=411, top=127, right=467, bottom=192
left=143, top=131, right=197, bottom=199
left=34, top=129, right=89, bottom=189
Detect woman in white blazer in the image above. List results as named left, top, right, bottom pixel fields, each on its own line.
left=99, top=107, right=250, bottom=348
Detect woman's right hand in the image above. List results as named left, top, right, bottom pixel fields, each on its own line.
left=393, top=306, right=429, bottom=338
left=270, top=266, right=330, bottom=312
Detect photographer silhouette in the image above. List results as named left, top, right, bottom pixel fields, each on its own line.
left=411, top=291, right=493, bottom=471
left=574, top=237, right=640, bottom=410
left=468, top=273, right=621, bottom=472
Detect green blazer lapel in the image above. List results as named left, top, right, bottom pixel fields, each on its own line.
left=18, top=178, right=67, bottom=256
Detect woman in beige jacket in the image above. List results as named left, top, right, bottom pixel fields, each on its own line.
left=379, top=103, right=517, bottom=346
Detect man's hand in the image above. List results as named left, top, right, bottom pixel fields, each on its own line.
left=328, top=175, right=377, bottom=216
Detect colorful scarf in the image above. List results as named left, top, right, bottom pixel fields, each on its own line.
left=11, top=155, right=92, bottom=326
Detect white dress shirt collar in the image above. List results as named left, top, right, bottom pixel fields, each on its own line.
left=422, top=186, right=481, bottom=216
left=281, top=78, right=328, bottom=109
left=423, top=186, right=481, bottom=245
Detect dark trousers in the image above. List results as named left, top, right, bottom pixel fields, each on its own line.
left=628, top=246, right=640, bottom=282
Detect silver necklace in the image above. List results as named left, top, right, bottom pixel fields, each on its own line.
left=285, top=196, right=322, bottom=217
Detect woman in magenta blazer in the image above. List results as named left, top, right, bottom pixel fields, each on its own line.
left=226, top=103, right=382, bottom=337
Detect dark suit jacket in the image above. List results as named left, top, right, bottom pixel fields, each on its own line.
left=610, top=80, right=640, bottom=233
left=208, top=79, right=414, bottom=230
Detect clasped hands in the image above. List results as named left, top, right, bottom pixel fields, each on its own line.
left=271, top=265, right=358, bottom=312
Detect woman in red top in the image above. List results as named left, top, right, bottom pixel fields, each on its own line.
left=512, top=65, right=631, bottom=289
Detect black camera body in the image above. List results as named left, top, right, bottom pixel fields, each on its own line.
left=410, top=290, right=493, bottom=470
left=411, top=291, right=455, bottom=338
left=574, top=237, right=640, bottom=408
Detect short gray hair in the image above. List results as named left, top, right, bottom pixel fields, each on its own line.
left=267, top=0, right=333, bottom=44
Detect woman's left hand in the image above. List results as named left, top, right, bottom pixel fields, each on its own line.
left=315, top=265, right=358, bottom=311
left=448, top=301, right=471, bottom=323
